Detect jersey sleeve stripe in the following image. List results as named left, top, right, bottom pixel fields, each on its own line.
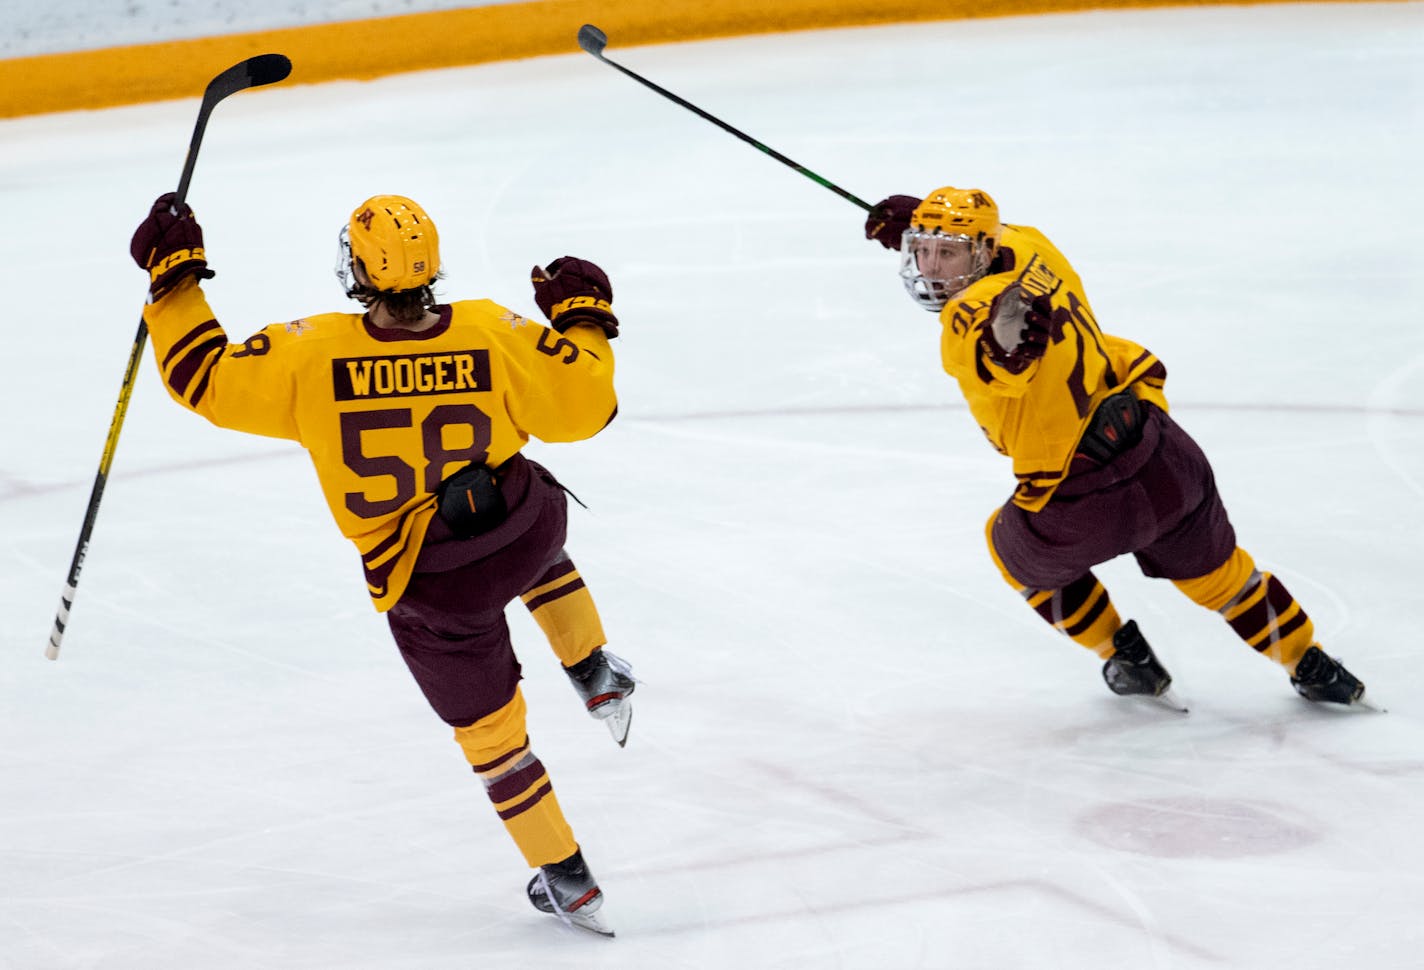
left=186, top=356, right=218, bottom=406
left=160, top=318, right=220, bottom=368
left=168, top=336, right=226, bottom=398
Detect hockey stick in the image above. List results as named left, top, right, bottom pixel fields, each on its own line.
left=45, top=53, right=292, bottom=661
left=577, top=24, right=873, bottom=212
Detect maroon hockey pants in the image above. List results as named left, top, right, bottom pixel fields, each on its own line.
left=991, top=404, right=1238, bottom=591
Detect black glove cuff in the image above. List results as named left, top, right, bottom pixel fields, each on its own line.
left=151, top=263, right=215, bottom=300
left=551, top=310, right=619, bottom=339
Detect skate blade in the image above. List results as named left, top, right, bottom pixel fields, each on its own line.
left=1136, top=687, right=1189, bottom=714
left=566, top=909, right=615, bottom=938
left=1346, top=689, right=1387, bottom=713
left=1298, top=687, right=1386, bottom=712
left=600, top=701, right=632, bottom=747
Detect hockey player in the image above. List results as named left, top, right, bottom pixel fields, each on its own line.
left=130, top=192, right=636, bottom=935
left=864, top=187, right=1369, bottom=707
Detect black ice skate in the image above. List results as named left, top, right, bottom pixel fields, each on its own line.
left=527, top=847, right=613, bottom=937
left=1102, top=621, right=1186, bottom=712
left=564, top=648, right=636, bottom=747
left=1291, top=645, right=1371, bottom=707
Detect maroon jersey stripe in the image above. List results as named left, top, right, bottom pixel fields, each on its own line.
left=187, top=355, right=219, bottom=406
left=361, top=518, right=408, bottom=565
left=161, top=318, right=220, bottom=368
left=362, top=515, right=418, bottom=596
left=168, top=336, right=226, bottom=397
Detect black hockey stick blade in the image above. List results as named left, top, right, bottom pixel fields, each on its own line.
left=176, top=53, right=292, bottom=203
left=577, top=23, right=609, bottom=58
left=576, top=24, right=872, bottom=212
left=205, top=52, right=293, bottom=103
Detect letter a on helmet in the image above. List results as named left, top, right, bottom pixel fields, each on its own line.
left=343, top=195, right=441, bottom=293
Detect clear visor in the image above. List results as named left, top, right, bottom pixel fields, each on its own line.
left=335, top=224, right=358, bottom=299
left=898, top=229, right=992, bottom=311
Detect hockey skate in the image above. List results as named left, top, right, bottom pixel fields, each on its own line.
left=564, top=648, right=636, bottom=747
left=527, top=847, right=613, bottom=937
left=1102, top=621, right=1188, bottom=713
left=1291, top=645, right=1376, bottom=708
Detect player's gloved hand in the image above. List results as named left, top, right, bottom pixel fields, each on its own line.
left=864, top=195, right=920, bottom=250
left=982, top=287, right=1054, bottom=374
left=530, top=257, right=619, bottom=338
left=130, top=192, right=215, bottom=299
left=1019, top=294, right=1055, bottom=360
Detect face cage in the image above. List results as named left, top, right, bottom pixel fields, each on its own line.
left=898, top=229, right=992, bottom=311
left=335, top=224, right=361, bottom=299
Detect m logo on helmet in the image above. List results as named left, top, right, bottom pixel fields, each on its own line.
left=356, top=208, right=375, bottom=231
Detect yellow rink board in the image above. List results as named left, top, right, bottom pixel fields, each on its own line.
left=0, top=0, right=1356, bottom=118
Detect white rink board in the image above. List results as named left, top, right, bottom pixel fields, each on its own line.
left=3, top=0, right=514, bottom=57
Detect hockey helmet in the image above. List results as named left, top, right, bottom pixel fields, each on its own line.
left=899, top=186, right=1001, bottom=310
left=337, top=194, right=440, bottom=297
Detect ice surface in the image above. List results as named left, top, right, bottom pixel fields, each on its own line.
left=3, top=5, right=1422, bottom=968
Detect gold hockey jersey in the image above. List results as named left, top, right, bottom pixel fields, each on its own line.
left=143, top=279, right=617, bottom=610
left=939, top=224, right=1168, bottom=510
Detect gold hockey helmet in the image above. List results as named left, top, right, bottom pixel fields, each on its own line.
left=338, top=195, right=440, bottom=295
left=899, top=186, right=1002, bottom=310
left=909, top=187, right=1000, bottom=240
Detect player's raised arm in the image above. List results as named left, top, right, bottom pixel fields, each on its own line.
left=131, top=194, right=299, bottom=441
left=503, top=256, right=620, bottom=443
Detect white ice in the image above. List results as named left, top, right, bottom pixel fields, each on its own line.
left=3, top=4, right=1423, bottom=967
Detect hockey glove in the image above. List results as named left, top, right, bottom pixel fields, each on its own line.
left=981, top=288, right=1054, bottom=374
left=130, top=192, right=215, bottom=299
left=864, top=195, right=921, bottom=251
left=530, top=257, right=619, bottom=338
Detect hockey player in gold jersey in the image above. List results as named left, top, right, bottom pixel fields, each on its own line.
left=865, top=187, right=1370, bottom=708
left=130, top=192, right=635, bottom=934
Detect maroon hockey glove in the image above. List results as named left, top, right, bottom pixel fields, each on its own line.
left=530, top=257, right=619, bottom=338
left=1019, top=294, right=1055, bottom=360
left=981, top=289, right=1055, bottom=374
left=130, top=192, right=215, bottom=299
left=864, top=194, right=920, bottom=250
